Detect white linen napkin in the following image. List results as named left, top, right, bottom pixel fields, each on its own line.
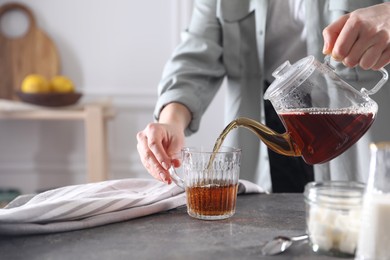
left=0, top=178, right=264, bottom=235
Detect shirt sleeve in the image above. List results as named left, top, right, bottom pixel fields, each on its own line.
left=154, top=0, right=226, bottom=136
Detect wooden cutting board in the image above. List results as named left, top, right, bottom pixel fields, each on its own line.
left=0, top=3, right=60, bottom=100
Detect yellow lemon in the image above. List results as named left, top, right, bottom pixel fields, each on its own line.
left=50, top=75, right=75, bottom=93
left=21, top=74, right=51, bottom=93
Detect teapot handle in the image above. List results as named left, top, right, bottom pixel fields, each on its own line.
left=363, top=68, right=389, bottom=95
left=324, top=55, right=388, bottom=96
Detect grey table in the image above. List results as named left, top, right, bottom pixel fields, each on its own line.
left=0, top=194, right=352, bottom=260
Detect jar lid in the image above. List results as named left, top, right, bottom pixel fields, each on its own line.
left=304, top=181, right=365, bottom=209
left=264, top=55, right=315, bottom=100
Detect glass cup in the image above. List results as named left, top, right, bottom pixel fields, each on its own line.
left=169, top=146, right=241, bottom=220
left=356, top=142, right=390, bottom=260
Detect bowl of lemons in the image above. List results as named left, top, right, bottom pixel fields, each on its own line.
left=16, top=74, right=82, bottom=107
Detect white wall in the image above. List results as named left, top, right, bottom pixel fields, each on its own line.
left=0, top=0, right=226, bottom=193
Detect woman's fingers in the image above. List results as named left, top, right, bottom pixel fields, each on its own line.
left=144, top=124, right=172, bottom=168
left=136, top=124, right=172, bottom=184
left=372, top=47, right=390, bottom=70
left=323, top=15, right=349, bottom=56
left=358, top=43, right=384, bottom=70
left=323, top=3, right=390, bottom=70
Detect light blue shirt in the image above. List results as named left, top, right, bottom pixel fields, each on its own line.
left=155, top=0, right=390, bottom=191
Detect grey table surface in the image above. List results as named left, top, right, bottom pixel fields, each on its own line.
left=0, top=193, right=353, bottom=260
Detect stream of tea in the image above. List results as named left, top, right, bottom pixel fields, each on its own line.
left=207, top=117, right=298, bottom=170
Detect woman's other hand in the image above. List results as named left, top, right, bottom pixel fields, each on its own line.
left=323, top=3, right=390, bottom=70
left=136, top=103, right=191, bottom=184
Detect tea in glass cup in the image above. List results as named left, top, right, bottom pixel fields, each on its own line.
left=169, top=146, right=241, bottom=220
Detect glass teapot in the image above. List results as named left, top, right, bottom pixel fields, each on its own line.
left=217, top=55, right=388, bottom=165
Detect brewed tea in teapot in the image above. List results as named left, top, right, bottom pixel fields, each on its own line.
left=212, top=55, right=388, bottom=165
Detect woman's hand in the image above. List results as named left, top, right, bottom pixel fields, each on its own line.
left=323, top=3, right=390, bottom=70
left=136, top=103, right=191, bottom=184
left=137, top=122, right=184, bottom=184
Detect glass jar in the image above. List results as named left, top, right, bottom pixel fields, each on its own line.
left=304, top=181, right=365, bottom=257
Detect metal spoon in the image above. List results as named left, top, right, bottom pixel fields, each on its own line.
left=261, top=234, right=308, bottom=255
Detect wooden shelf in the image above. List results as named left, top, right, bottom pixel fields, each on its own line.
left=0, top=99, right=115, bottom=183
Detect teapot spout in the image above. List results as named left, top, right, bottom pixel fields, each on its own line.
left=214, top=117, right=300, bottom=157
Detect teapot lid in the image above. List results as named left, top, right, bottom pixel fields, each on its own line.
left=264, top=55, right=315, bottom=100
